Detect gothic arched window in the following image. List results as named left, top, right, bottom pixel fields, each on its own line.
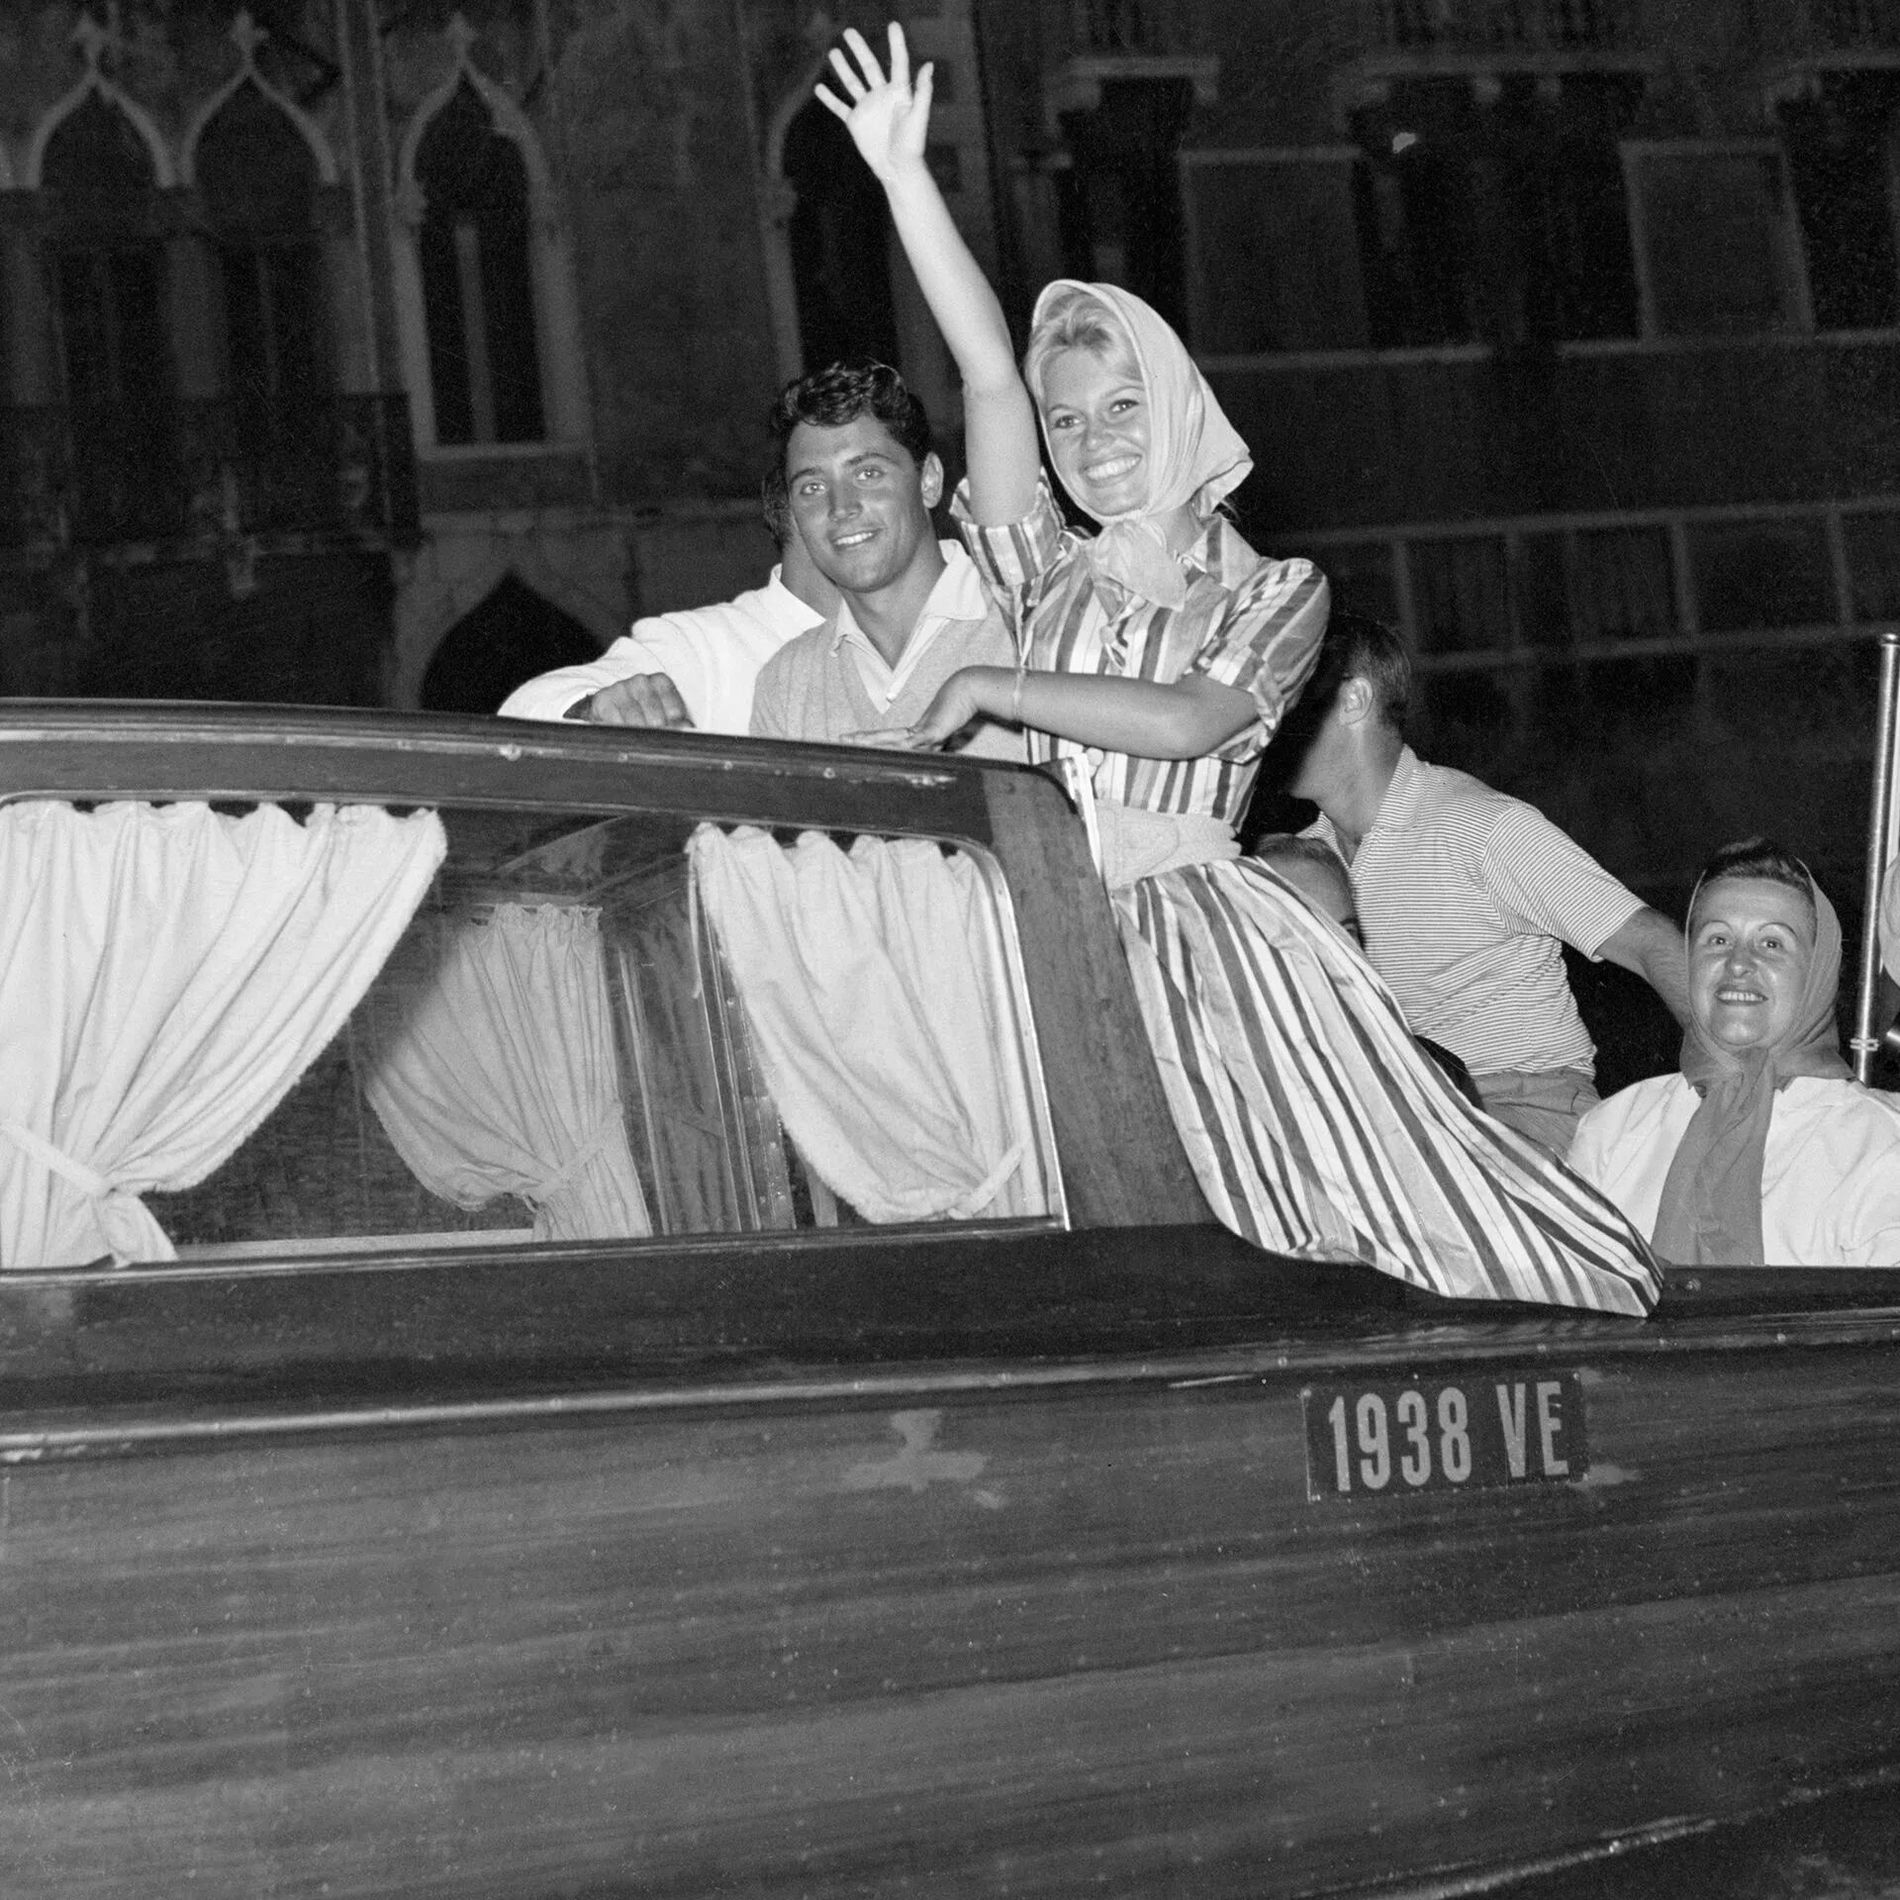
left=197, top=82, right=329, bottom=453
left=416, top=83, right=544, bottom=445
left=782, top=96, right=901, bottom=372
left=42, top=92, right=175, bottom=536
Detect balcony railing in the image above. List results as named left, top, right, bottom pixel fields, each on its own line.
left=1807, top=0, right=1900, bottom=48
left=1068, top=0, right=1184, bottom=55
left=0, top=393, right=420, bottom=554
left=1370, top=0, right=1645, bottom=52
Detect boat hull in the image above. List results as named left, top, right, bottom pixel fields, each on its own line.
left=4, top=1292, right=1897, bottom=1897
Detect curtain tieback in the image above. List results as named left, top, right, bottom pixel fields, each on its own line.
left=949, top=1139, right=1026, bottom=1220
left=534, top=1117, right=616, bottom=1203
left=0, top=1119, right=161, bottom=1266
left=0, top=1119, right=115, bottom=1200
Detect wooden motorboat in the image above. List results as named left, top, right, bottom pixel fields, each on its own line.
left=0, top=702, right=1895, bottom=1898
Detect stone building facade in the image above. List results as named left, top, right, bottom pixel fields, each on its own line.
left=2, top=0, right=1898, bottom=898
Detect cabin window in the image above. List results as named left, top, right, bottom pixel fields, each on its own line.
left=0, top=798, right=1058, bottom=1272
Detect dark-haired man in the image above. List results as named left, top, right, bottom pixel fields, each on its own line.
left=498, top=468, right=840, bottom=733
left=749, top=362, right=1018, bottom=757
left=1281, top=612, right=1688, bottom=1154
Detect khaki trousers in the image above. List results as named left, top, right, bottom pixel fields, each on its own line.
left=1473, top=1067, right=1600, bottom=1160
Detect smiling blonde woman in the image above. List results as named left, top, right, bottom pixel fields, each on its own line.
left=812, top=22, right=1667, bottom=1314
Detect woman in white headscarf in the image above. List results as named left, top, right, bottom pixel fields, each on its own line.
left=1571, top=839, right=1900, bottom=1265
left=817, top=25, right=1662, bottom=1315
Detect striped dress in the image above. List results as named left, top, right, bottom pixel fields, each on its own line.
left=957, top=483, right=1662, bottom=1315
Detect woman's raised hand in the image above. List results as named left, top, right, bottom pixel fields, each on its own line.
left=815, top=23, right=933, bottom=183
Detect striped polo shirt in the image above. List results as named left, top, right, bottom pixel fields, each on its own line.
left=1306, top=747, right=1644, bottom=1079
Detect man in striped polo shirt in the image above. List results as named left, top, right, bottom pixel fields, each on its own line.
left=1285, top=613, right=1689, bottom=1155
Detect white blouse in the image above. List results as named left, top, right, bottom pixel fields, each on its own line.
left=1568, top=1074, right=1900, bottom=1266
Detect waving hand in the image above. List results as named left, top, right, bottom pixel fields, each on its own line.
left=816, top=24, right=933, bottom=184
left=817, top=20, right=1042, bottom=526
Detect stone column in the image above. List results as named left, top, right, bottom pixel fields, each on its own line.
left=165, top=231, right=223, bottom=399
left=2, top=219, right=58, bottom=405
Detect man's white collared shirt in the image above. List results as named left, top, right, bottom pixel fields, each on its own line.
left=496, top=567, right=824, bottom=734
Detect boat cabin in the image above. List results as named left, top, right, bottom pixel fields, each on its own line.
left=0, top=703, right=1896, bottom=1898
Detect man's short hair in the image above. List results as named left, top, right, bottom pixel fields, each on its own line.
left=769, top=361, right=933, bottom=469
left=1306, top=609, right=1412, bottom=735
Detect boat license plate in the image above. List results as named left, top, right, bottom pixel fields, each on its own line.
left=1301, top=1371, right=1589, bottom=1501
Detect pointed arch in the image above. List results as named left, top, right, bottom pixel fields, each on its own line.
left=754, top=52, right=837, bottom=385
left=764, top=50, right=839, bottom=205
left=35, top=19, right=180, bottom=537
left=778, top=85, right=903, bottom=375
left=181, top=11, right=339, bottom=190
left=26, top=18, right=175, bottom=190
left=389, top=13, right=590, bottom=450
left=194, top=76, right=333, bottom=470
left=395, top=15, right=558, bottom=224
left=419, top=572, right=600, bottom=714
left=391, top=518, right=629, bottom=710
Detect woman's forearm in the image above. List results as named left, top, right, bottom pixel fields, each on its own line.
left=955, top=667, right=1259, bottom=759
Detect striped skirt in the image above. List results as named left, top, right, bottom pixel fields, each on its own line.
left=1116, top=857, right=1663, bottom=1315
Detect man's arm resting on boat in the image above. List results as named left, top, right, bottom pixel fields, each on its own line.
left=569, top=674, right=695, bottom=729
left=1597, top=906, right=1691, bottom=1027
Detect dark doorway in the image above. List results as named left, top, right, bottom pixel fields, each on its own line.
left=782, top=96, right=901, bottom=372
left=1055, top=77, right=1196, bottom=331
left=1782, top=72, right=1900, bottom=332
left=198, top=80, right=331, bottom=519
left=43, top=91, right=179, bottom=541
left=421, top=572, right=599, bottom=714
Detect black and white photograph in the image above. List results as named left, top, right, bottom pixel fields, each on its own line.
left=2, top=1, right=1900, bottom=1893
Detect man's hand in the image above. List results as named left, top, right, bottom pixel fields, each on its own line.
left=569, top=675, right=695, bottom=729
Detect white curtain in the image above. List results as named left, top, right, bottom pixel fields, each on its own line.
left=689, top=826, right=1048, bottom=1224
left=0, top=800, right=447, bottom=1270
left=361, top=903, right=652, bottom=1243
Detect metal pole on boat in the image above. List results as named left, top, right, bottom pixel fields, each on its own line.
left=1851, top=629, right=1900, bottom=1084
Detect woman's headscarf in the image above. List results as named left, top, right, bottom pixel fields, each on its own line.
left=1030, top=279, right=1250, bottom=610
left=1650, top=865, right=1851, bottom=1265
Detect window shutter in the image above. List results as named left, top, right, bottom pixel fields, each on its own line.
left=1627, top=143, right=1807, bottom=338
left=1183, top=151, right=1369, bottom=354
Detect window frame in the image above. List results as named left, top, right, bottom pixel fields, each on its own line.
left=1621, top=136, right=1814, bottom=341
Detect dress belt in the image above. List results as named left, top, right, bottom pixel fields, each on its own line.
left=1093, top=801, right=1240, bottom=892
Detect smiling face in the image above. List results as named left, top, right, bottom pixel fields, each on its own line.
left=785, top=413, right=943, bottom=599
left=1688, top=876, right=1817, bottom=1054
left=1039, top=347, right=1153, bottom=520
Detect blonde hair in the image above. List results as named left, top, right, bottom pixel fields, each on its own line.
left=1023, top=286, right=1142, bottom=405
